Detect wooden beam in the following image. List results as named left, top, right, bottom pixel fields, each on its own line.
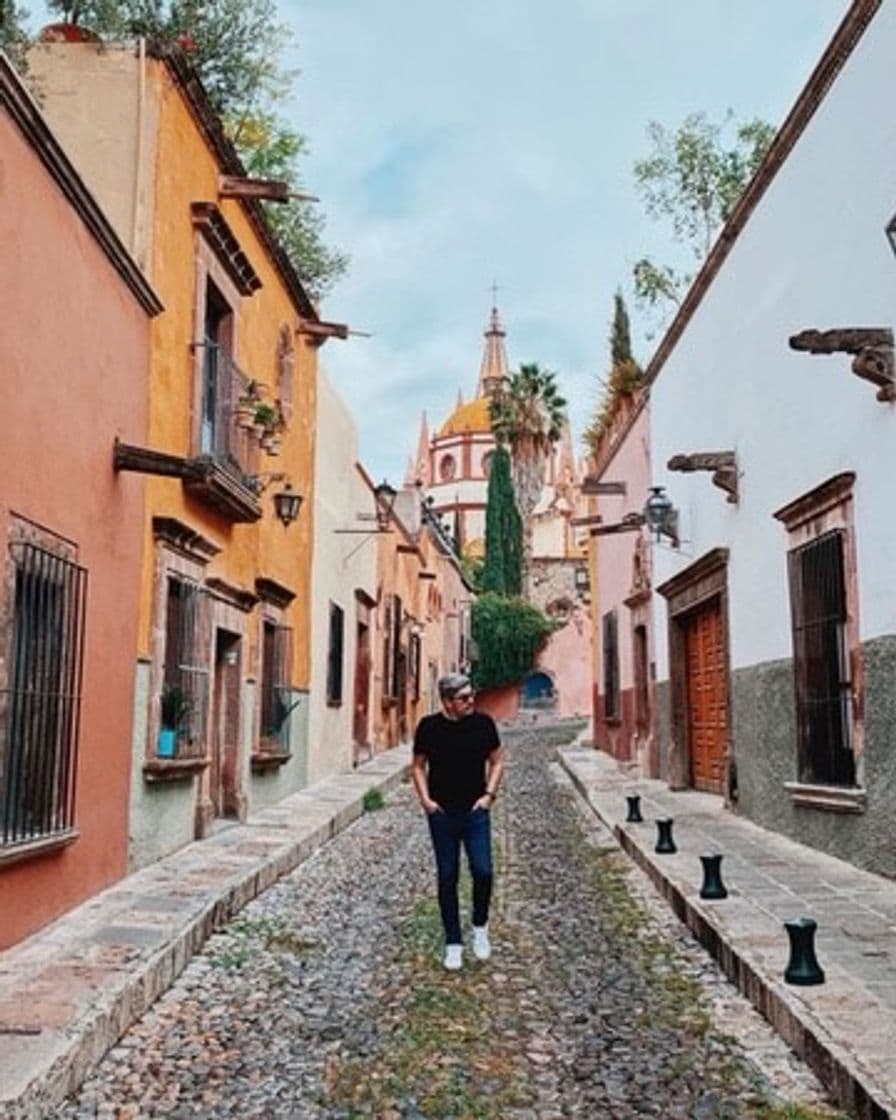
left=113, top=439, right=189, bottom=478
left=580, top=477, right=627, bottom=496
left=296, top=318, right=350, bottom=347
left=570, top=514, right=604, bottom=527
left=219, top=175, right=291, bottom=202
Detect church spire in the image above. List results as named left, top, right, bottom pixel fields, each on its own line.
left=407, top=409, right=431, bottom=486
left=477, top=303, right=509, bottom=398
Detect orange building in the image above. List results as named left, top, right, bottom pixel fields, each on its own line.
left=367, top=480, right=471, bottom=750
left=0, top=58, right=160, bottom=947
left=30, top=39, right=338, bottom=867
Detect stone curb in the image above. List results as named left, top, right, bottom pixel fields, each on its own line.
left=0, top=750, right=410, bottom=1120
left=557, top=750, right=893, bottom=1120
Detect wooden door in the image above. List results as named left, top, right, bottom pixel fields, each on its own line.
left=212, top=630, right=241, bottom=817
left=353, top=619, right=371, bottom=748
left=683, top=598, right=727, bottom=793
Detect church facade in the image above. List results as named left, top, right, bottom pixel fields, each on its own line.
left=406, top=306, right=593, bottom=719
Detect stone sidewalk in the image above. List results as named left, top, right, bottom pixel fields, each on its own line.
left=0, top=748, right=410, bottom=1120
left=558, top=744, right=896, bottom=1120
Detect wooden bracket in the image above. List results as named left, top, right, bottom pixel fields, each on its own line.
left=789, top=327, right=895, bottom=402
left=667, top=451, right=738, bottom=504
left=296, top=318, right=350, bottom=347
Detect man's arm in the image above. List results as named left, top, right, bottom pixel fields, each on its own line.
left=411, top=750, right=440, bottom=814
left=473, top=743, right=505, bottom=810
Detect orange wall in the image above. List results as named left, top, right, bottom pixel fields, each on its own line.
left=0, top=113, right=151, bottom=947
left=136, top=60, right=316, bottom=686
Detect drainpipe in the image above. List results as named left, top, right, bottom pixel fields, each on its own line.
left=131, top=36, right=146, bottom=264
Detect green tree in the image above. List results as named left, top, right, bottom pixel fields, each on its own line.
left=48, top=0, right=347, bottom=296
left=470, top=593, right=555, bottom=691
left=584, top=291, right=643, bottom=458
left=481, top=446, right=522, bottom=597
left=489, top=363, right=566, bottom=598
left=633, top=111, right=774, bottom=313
left=1, top=0, right=31, bottom=72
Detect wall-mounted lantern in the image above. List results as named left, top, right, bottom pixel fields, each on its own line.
left=374, top=479, right=398, bottom=531
left=643, top=486, right=679, bottom=546
left=574, top=565, right=590, bottom=593
left=273, top=482, right=303, bottom=527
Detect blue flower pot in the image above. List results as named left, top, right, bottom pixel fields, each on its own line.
left=157, top=728, right=177, bottom=758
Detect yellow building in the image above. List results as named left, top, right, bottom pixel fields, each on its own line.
left=30, top=39, right=343, bottom=865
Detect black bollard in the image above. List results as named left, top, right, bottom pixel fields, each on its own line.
left=784, top=917, right=825, bottom=985
left=699, top=854, right=728, bottom=899
left=625, top=795, right=643, bottom=823
left=655, top=818, right=677, bottom=854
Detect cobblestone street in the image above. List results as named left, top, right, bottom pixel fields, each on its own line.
left=56, top=725, right=842, bottom=1119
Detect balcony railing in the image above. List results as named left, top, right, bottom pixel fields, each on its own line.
left=186, top=341, right=262, bottom=522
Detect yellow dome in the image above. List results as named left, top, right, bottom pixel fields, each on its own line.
left=463, top=537, right=485, bottom=559
left=439, top=397, right=492, bottom=436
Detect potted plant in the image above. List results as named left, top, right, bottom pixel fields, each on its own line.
left=234, top=381, right=261, bottom=430
left=158, top=683, right=191, bottom=758
left=253, top=402, right=278, bottom=435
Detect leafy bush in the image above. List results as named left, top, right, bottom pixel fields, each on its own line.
left=471, top=593, right=556, bottom=691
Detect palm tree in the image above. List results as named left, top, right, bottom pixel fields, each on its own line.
left=489, top=362, right=567, bottom=598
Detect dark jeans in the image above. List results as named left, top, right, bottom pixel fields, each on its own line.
left=427, top=806, right=493, bottom=945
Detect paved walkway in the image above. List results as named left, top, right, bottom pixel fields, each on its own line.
left=0, top=749, right=409, bottom=1120
left=558, top=744, right=896, bottom=1120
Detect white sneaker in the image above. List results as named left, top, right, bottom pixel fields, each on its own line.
left=472, top=925, right=491, bottom=961
left=443, top=944, right=463, bottom=971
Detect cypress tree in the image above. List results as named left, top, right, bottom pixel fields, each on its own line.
left=610, top=290, right=634, bottom=365
left=482, top=446, right=522, bottom=596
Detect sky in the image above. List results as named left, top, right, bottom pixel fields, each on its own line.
left=276, top=0, right=850, bottom=485
left=32, top=1, right=851, bottom=485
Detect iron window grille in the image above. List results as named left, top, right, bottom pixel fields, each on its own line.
left=787, top=530, right=855, bottom=786
left=326, top=604, right=344, bottom=706
left=1, top=542, right=87, bottom=846
left=161, top=576, right=209, bottom=759
left=602, top=609, right=620, bottom=722
left=261, top=621, right=293, bottom=752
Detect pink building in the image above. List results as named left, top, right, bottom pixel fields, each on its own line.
left=0, top=59, right=159, bottom=948
left=586, top=393, right=657, bottom=771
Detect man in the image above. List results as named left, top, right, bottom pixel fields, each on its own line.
left=412, top=673, right=505, bottom=971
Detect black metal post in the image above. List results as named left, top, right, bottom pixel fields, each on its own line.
left=784, top=918, right=825, bottom=985
left=699, top=854, right=728, bottom=899
left=625, top=795, right=643, bottom=823
left=655, top=818, right=676, bottom=854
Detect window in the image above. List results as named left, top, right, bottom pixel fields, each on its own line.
left=481, top=451, right=494, bottom=478
left=439, top=454, right=457, bottom=481
left=602, top=609, right=619, bottom=721
left=409, top=630, right=422, bottom=702
left=788, top=531, right=854, bottom=785
left=326, top=604, right=344, bottom=706
left=260, top=620, right=292, bottom=750
left=161, top=576, right=208, bottom=758
left=1, top=543, right=87, bottom=846
left=199, top=280, right=234, bottom=458
left=382, top=593, right=401, bottom=702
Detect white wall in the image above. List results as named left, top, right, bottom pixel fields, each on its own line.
left=650, top=4, right=896, bottom=679
left=307, top=369, right=377, bottom=782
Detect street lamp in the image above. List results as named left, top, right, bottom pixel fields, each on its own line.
left=574, top=565, right=590, bottom=593
left=643, top=485, right=678, bottom=545
left=886, top=212, right=896, bottom=259
left=374, top=479, right=398, bottom=532
left=273, top=483, right=303, bottom=527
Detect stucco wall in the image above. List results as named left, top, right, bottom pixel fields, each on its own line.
left=650, top=5, right=896, bottom=678
left=307, top=371, right=377, bottom=783
left=0, top=105, right=151, bottom=946
left=732, top=636, right=896, bottom=878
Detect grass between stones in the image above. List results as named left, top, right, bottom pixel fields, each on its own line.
left=326, top=890, right=532, bottom=1118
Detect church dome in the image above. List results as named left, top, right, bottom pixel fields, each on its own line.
left=438, top=396, right=493, bottom=437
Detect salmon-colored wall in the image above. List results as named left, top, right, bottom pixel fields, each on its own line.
left=475, top=685, right=520, bottom=723
left=137, top=61, right=316, bottom=688
left=588, top=399, right=653, bottom=758
left=0, top=113, right=151, bottom=948
left=536, top=605, right=593, bottom=718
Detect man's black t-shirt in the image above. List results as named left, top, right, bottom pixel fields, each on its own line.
left=413, top=711, right=500, bottom=811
